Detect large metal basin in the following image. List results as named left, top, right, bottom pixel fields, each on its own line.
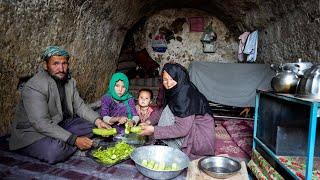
left=130, top=145, right=190, bottom=179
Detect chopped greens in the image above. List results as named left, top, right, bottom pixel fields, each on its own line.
left=92, top=141, right=134, bottom=165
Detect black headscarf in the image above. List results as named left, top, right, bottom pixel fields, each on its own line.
left=162, top=63, right=212, bottom=118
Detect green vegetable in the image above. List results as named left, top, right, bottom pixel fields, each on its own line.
left=172, top=163, right=178, bottom=170
left=153, top=163, right=158, bottom=170
left=147, top=160, right=155, bottom=169
left=142, top=159, right=148, bottom=167
left=124, top=123, right=142, bottom=134
left=92, top=128, right=117, bottom=137
left=125, top=123, right=130, bottom=134
left=92, top=141, right=134, bottom=165
left=130, top=126, right=142, bottom=134
left=141, top=159, right=179, bottom=171
left=159, top=161, right=165, bottom=170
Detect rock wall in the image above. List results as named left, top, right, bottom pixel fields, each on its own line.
left=240, top=0, right=320, bottom=64
left=133, top=9, right=238, bottom=69
left=0, top=0, right=143, bottom=136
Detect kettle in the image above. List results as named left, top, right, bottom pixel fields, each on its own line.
left=296, top=65, right=320, bottom=99
left=282, top=58, right=313, bottom=77
left=271, top=64, right=299, bottom=93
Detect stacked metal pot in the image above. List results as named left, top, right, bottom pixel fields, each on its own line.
left=270, top=59, right=320, bottom=100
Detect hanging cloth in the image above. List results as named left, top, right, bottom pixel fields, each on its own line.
left=243, top=30, right=258, bottom=62
left=238, top=32, right=250, bottom=62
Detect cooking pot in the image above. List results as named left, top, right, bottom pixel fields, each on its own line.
left=296, top=65, right=320, bottom=100
left=282, top=60, right=313, bottom=77
left=271, top=64, right=299, bottom=93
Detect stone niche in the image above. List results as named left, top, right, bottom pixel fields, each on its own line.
left=132, top=9, right=238, bottom=69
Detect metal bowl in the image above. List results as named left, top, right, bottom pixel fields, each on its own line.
left=130, top=145, right=190, bottom=179
left=198, top=156, right=241, bottom=179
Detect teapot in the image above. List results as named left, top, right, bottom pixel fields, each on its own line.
left=270, top=64, right=299, bottom=93
left=296, top=64, right=320, bottom=99
left=282, top=58, right=313, bottom=77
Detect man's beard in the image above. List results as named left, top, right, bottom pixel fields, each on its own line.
left=49, top=70, right=71, bottom=84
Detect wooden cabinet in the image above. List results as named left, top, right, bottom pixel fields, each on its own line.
left=253, top=90, right=319, bottom=180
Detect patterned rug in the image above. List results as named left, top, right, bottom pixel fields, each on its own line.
left=0, top=136, right=186, bottom=180
left=221, top=119, right=253, bottom=157
left=0, top=119, right=252, bottom=179
left=214, top=121, right=250, bottom=162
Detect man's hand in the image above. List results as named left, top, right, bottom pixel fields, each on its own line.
left=95, top=118, right=111, bottom=129
left=139, top=124, right=154, bottom=136
left=75, top=136, right=93, bottom=150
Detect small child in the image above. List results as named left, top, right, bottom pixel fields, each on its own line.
left=100, top=72, right=139, bottom=135
left=136, top=88, right=154, bottom=123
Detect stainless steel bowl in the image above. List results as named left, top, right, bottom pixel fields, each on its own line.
left=198, top=156, right=241, bottom=179
left=130, top=145, right=190, bottom=180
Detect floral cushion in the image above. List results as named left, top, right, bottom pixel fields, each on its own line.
left=279, top=156, right=320, bottom=180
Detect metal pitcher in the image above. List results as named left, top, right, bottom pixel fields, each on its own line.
left=270, top=64, right=299, bottom=93
left=296, top=64, right=320, bottom=99
left=282, top=59, right=313, bottom=77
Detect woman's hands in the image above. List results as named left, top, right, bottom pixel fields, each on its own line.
left=139, top=123, right=154, bottom=136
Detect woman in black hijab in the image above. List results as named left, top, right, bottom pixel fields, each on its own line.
left=162, top=63, right=212, bottom=117
left=140, top=63, right=215, bottom=159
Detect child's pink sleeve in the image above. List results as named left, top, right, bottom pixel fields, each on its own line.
left=147, top=107, right=163, bottom=125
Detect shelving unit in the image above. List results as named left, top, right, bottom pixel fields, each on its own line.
left=253, top=90, right=319, bottom=180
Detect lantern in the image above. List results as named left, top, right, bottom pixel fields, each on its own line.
left=200, top=22, right=217, bottom=53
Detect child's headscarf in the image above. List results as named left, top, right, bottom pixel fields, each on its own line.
left=162, top=63, right=212, bottom=118
left=106, top=72, right=133, bottom=119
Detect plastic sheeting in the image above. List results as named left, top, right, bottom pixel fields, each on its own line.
left=189, top=61, right=275, bottom=107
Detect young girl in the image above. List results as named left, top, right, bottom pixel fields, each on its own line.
left=100, top=72, right=139, bottom=135
left=139, top=63, right=215, bottom=160
left=136, top=88, right=154, bottom=123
